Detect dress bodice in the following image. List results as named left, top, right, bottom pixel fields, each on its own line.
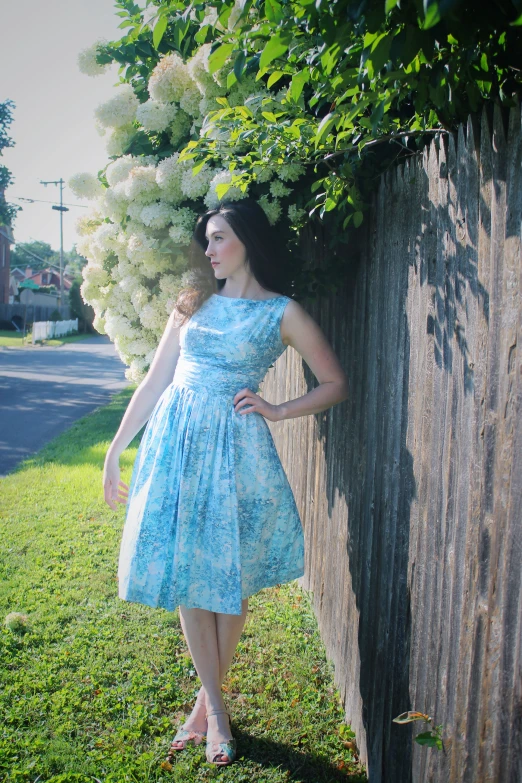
left=172, top=293, right=291, bottom=398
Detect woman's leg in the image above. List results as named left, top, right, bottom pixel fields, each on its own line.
left=176, top=599, right=249, bottom=744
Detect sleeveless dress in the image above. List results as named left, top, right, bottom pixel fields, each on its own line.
left=117, top=293, right=305, bottom=615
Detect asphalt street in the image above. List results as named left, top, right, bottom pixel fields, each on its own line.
left=0, top=335, right=130, bottom=477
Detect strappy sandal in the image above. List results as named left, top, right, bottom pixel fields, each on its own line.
left=165, top=696, right=207, bottom=759
left=205, top=709, right=237, bottom=766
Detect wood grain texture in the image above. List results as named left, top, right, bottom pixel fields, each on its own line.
left=261, top=100, right=522, bottom=783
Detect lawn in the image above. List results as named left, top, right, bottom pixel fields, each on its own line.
left=0, top=388, right=366, bottom=783
left=0, top=331, right=94, bottom=348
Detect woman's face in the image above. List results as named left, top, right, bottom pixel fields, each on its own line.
left=204, top=214, right=248, bottom=279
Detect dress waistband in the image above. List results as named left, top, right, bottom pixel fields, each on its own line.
left=171, top=357, right=261, bottom=399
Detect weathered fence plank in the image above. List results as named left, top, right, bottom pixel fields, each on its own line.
left=262, top=100, right=522, bottom=782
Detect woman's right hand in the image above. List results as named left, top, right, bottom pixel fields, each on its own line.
left=103, top=449, right=129, bottom=511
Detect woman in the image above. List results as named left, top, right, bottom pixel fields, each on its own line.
left=103, top=198, right=349, bottom=767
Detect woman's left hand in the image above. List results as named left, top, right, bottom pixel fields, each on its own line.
left=233, top=387, right=283, bottom=422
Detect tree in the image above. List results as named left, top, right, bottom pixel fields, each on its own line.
left=0, top=99, right=21, bottom=227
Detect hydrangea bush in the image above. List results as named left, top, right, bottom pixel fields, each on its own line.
left=73, top=14, right=307, bottom=384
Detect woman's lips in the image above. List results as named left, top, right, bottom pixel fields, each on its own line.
left=211, top=262, right=219, bottom=267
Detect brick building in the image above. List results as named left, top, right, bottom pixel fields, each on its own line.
left=0, top=223, right=14, bottom=304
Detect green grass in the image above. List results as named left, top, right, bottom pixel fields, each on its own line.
left=0, top=389, right=366, bottom=783
left=0, top=331, right=93, bottom=348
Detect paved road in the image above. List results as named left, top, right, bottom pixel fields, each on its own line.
left=0, top=335, right=130, bottom=477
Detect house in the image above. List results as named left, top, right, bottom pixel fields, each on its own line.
left=24, top=266, right=73, bottom=294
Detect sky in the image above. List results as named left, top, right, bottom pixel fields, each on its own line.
left=0, top=0, right=128, bottom=257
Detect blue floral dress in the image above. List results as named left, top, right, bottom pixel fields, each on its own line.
left=117, top=293, right=305, bottom=615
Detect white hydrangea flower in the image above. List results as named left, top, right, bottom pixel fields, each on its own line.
left=148, top=52, right=198, bottom=103
left=139, top=300, right=169, bottom=332
left=288, top=204, right=307, bottom=223
left=204, top=169, right=248, bottom=209
left=105, top=125, right=137, bottom=157
left=187, top=44, right=220, bottom=95
left=156, top=153, right=191, bottom=204
left=95, top=84, right=139, bottom=129
left=159, top=273, right=184, bottom=299
left=92, top=313, right=106, bottom=334
left=68, top=172, right=104, bottom=200
left=105, top=285, right=137, bottom=321
left=117, top=270, right=145, bottom=295
left=255, top=164, right=277, bottom=183
left=130, top=284, right=151, bottom=313
left=125, top=358, right=148, bottom=384
left=181, top=163, right=214, bottom=200
left=127, top=230, right=159, bottom=264
left=104, top=311, right=135, bottom=340
left=136, top=99, right=178, bottom=132
left=168, top=207, right=197, bottom=245
left=198, top=95, right=222, bottom=117
left=179, top=83, right=204, bottom=117
left=169, top=110, right=192, bottom=146
left=91, top=221, right=121, bottom=256
left=105, top=155, right=141, bottom=186
left=139, top=201, right=176, bottom=229
left=77, top=39, right=110, bottom=77
left=98, top=182, right=129, bottom=224
left=75, top=206, right=104, bottom=236
left=278, top=162, right=306, bottom=182
left=124, top=165, right=161, bottom=203
left=82, top=263, right=109, bottom=288
left=270, top=180, right=293, bottom=198
left=259, top=195, right=282, bottom=225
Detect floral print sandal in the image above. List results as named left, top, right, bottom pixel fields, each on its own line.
left=205, top=709, right=237, bottom=766
left=165, top=696, right=207, bottom=759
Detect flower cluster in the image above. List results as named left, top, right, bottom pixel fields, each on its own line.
left=73, top=29, right=307, bottom=383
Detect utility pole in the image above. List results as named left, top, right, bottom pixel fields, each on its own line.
left=40, top=178, right=69, bottom=308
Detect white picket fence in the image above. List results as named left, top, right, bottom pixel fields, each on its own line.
left=32, top=319, right=79, bottom=344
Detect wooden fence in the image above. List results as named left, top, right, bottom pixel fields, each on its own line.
left=263, top=101, right=521, bottom=782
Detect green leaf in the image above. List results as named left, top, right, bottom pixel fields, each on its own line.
left=216, top=182, right=232, bottom=199
left=510, top=12, right=522, bottom=26
left=267, top=70, right=286, bottom=88
left=234, top=50, right=247, bottom=82
left=290, top=70, right=309, bottom=102
left=265, top=0, right=284, bottom=24
left=259, top=31, right=292, bottom=69
left=370, top=100, right=385, bottom=134
left=385, top=0, right=400, bottom=10
left=353, top=211, right=363, bottom=228
left=415, top=731, right=442, bottom=750
left=314, top=112, right=338, bottom=148
left=209, top=43, right=235, bottom=75
left=422, top=0, right=441, bottom=29
left=261, top=112, right=278, bottom=122
left=393, top=711, right=431, bottom=724
left=227, top=70, right=238, bottom=89
left=480, top=52, right=488, bottom=71
left=152, top=15, right=167, bottom=49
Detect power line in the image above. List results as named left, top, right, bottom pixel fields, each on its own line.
left=13, top=196, right=88, bottom=208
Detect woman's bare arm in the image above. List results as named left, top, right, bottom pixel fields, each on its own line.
left=276, top=299, right=349, bottom=420
left=107, top=310, right=182, bottom=458
left=233, top=299, right=349, bottom=421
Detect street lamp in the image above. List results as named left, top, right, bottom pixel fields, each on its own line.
left=40, top=178, right=69, bottom=308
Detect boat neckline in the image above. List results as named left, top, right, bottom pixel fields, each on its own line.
left=212, top=293, right=286, bottom=303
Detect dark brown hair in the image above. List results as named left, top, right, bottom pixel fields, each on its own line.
left=171, top=198, right=292, bottom=325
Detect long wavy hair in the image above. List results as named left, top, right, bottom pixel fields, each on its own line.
left=171, top=198, right=294, bottom=325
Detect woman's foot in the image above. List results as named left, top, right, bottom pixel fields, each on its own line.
left=169, top=688, right=208, bottom=751
left=205, top=709, right=236, bottom=765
